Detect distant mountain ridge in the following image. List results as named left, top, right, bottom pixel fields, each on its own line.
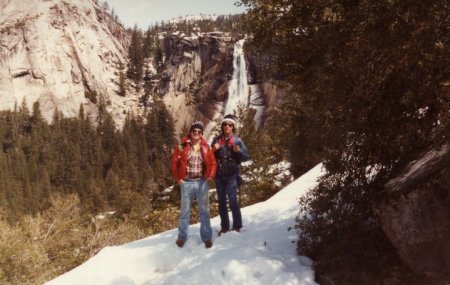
left=167, top=13, right=219, bottom=23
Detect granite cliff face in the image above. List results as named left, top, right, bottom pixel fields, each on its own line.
left=155, top=33, right=234, bottom=136
left=0, top=0, right=278, bottom=135
left=0, top=0, right=132, bottom=123
left=155, top=33, right=279, bottom=137
left=0, top=1, right=269, bottom=132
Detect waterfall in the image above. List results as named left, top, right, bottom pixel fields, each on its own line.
left=225, top=39, right=265, bottom=128
left=204, top=39, right=249, bottom=140
left=224, top=39, right=249, bottom=116
left=205, top=39, right=265, bottom=141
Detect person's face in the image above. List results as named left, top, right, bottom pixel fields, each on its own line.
left=190, top=128, right=202, bottom=140
left=221, top=122, right=234, bottom=136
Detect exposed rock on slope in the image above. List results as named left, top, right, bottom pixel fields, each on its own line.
left=0, top=1, right=280, bottom=133
left=156, top=33, right=235, bottom=135
left=157, top=33, right=284, bottom=137
left=0, top=0, right=133, bottom=123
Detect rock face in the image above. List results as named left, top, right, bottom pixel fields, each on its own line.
left=0, top=0, right=282, bottom=134
left=376, top=146, right=450, bottom=284
left=157, top=33, right=234, bottom=136
left=0, top=0, right=132, bottom=123
left=158, top=34, right=285, bottom=138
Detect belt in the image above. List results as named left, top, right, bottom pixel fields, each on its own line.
left=185, top=177, right=201, bottom=181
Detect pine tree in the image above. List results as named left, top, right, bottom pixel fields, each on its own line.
left=96, top=96, right=117, bottom=180
left=142, top=28, right=154, bottom=59
left=236, top=107, right=282, bottom=205
left=144, top=95, right=176, bottom=191
left=153, top=42, right=163, bottom=72
left=127, top=25, right=144, bottom=85
left=118, top=62, right=126, bottom=97
left=145, top=95, right=176, bottom=157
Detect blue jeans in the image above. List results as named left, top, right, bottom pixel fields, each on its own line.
left=215, top=174, right=242, bottom=230
left=178, top=179, right=212, bottom=242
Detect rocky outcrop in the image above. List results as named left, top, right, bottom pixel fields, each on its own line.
left=157, top=33, right=235, bottom=136
left=245, top=44, right=287, bottom=128
left=0, top=0, right=134, bottom=124
left=375, top=146, right=450, bottom=284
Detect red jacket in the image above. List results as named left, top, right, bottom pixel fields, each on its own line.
left=171, top=135, right=217, bottom=182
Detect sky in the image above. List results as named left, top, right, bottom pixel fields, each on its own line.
left=106, top=0, right=247, bottom=29
left=45, top=164, right=324, bottom=285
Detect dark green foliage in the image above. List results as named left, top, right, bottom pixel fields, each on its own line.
left=153, top=42, right=163, bottom=72
left=267, top=90, right=330, bottom=175
left=238, top=107, right=278, bottom=168
left=118, top=62, right=127, bottom=97
left=0, top=99, right=177, bottom=221
left=144, top=95, right=177, bottom=192
left=235, top=107, right=290, bottom=206
left=142, top=28, right=154, bottom=59
left=127, top=25, right=144, bottom=85
left=242, top=0, right=450, bottom=277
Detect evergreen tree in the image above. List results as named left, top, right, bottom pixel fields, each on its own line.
left=153, top=42, right=163, bottom=72
left=127, top=25, right=144, bottom=85
left=145, top=95, right=176, bottom=156
left=144, top=95, right=176, bottom=191
left=236, top=107, right=283, bottom=205
left=142, top=28, right=154, bottom=59
left=96, top=96, right=117, bottom=179
left=118, top=62, right=127, bottom=97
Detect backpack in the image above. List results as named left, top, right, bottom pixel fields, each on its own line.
left=213, top=136, right=240, bottom=176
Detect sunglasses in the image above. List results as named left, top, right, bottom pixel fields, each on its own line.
left=191, top=129, right=202, bottom=134
left=222, top=123, right=234, bottom=127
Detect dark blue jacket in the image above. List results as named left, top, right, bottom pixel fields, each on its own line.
left=211, top=134, right=249, bottom=176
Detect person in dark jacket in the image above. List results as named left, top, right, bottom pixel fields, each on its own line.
left=171, top=121, right=217, bottom=248
left=211, top=114, right=249, bottom=235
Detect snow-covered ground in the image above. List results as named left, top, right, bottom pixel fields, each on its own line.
left=46, top=164, right=324, bottom=285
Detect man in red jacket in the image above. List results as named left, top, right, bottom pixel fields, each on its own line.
left=171, top=121, right=217, bottom=249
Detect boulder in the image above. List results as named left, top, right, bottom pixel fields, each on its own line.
left=375, top=146, right=450, bottom=284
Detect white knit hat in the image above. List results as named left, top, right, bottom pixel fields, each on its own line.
left=221, top=114, right=236, bottom=126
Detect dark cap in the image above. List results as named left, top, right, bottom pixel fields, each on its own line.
left=190, top=121, right=204, bottom=133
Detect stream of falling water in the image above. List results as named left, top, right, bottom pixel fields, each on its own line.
left=204, top=39, right=249, bottom=141
left=224, top=39, right=249, bottom=115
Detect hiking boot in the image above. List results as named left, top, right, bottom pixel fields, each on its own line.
left=232, top=227, right=241, bottom=232
left=204, top=240, right=213, bottom=249
left=218, top=228, right=229, bottom=236
left=175, top=239, right=185, bottom=248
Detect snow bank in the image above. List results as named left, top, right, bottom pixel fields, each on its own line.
left=46, top=164, right=324, bottom=285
